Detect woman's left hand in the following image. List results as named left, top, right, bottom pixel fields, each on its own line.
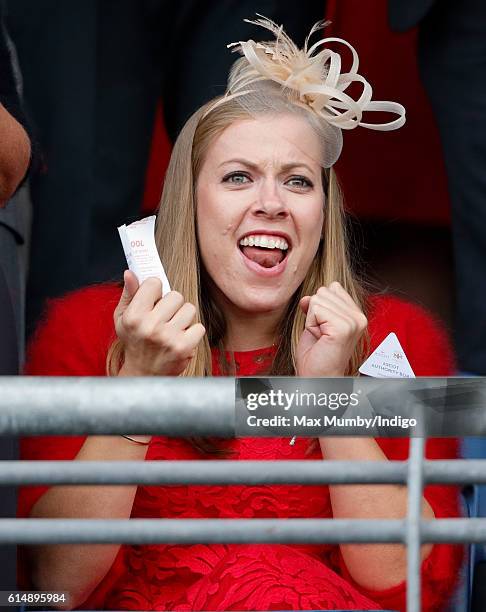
left=296, top=281, right=367, bottom=377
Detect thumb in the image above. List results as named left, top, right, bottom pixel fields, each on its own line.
left=117, top=270, right=139, bottom=313
left=299, top=295, right=321, bottom=340
left=299, top=295, right=311, bottom=314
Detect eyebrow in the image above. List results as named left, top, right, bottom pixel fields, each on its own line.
left=218, top=158, right=318, bottom=175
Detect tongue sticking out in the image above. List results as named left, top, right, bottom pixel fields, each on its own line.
left=242, top=246, right=285, bottom=268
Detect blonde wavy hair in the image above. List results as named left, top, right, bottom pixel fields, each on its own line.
left=107, top=91, right=369, bottom=381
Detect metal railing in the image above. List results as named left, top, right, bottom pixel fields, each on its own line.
left=1, top=376, right=485, bottom=611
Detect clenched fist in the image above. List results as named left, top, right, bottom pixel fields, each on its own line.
left=114, top=271, right=206, bottom=376
left=296, top=281, right=367, bottom=377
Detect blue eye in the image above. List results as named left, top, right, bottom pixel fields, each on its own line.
left=286, top=176, right=313, bottom=189
left=223, top=172, right=251, bottom=185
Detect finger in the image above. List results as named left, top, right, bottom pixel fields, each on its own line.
left=128, top=277, right=163, bottom=313
left=314, top=291, right=357, bottom=323
left=183, top=322, right=206, bottom=348
left=167, top=302, right=197, bottom=331
left=328, top=281, right=363, bottom=314
left=299, top=295, right=311, bottom=314
left=150, top=290, right=185, bottom=324
left=314, top=287, right=359, bottom=317
left=302, top=295, right=352, bottom=338
left=302, top=291, right=364, bottom=335
left=124, top=270, right=139, bottom=298
left=317, top=287, right=368, bottom=329
left=115, top=270, right=140, bottom=318
left=120, top=270, right=139, bottom=307
left=326, top=283, right=368, bottom=330
left=305, top=299, right=332, bottom=338
left=306, top=301, right=357, bottom=337
left=305, top=303, right=331, bottom=340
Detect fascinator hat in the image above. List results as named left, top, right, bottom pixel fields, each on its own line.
left=209, top=15, right=405, bottom=168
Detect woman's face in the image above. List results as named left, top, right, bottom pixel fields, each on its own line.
left=196, top=114, right=325, bottom=316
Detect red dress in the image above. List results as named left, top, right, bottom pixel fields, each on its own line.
left=18, top=284, right=464, bottom=611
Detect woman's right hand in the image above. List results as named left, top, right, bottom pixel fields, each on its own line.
left=114, top=270, right=206, bottom=376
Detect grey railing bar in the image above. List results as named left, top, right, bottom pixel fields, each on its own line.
left=0, top=460, right=410, bottom=485
left=423, top=460, right=486, bottom=484
left=2, top=518, right=485, bottom=545
left=0, top=377, right=235, bottom=436
left=2, top=459, right=486, bottom=486
left=0, top=518, right=407, bottom=544
left=422, top=519, right=486, bottom=542
left=406, top=437, right=425, bottom=612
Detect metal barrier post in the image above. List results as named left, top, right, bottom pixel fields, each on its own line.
left=406, top=437, right=425, bottom=612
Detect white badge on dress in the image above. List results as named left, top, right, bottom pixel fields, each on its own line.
left=359, top=332, right=415, bottom=378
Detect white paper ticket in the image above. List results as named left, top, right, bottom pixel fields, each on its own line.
left=117, top=215, right=171, bottom=295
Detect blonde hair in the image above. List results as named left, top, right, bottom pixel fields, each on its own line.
left=107, top=92, right=369, bottom=381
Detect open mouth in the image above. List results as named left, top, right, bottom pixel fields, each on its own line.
left=238, top=234, right=291, bottom=269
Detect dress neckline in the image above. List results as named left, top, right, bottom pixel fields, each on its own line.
left=211, top=345, right=277, bottom=375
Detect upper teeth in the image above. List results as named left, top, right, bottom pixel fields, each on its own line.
left=239, top=234, right=289, bottom=250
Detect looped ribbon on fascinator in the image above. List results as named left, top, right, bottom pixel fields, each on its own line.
left=226, top=15, right=405, bottom=132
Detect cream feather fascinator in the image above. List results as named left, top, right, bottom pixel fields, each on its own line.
left=213, top=15, right=406, bottom=167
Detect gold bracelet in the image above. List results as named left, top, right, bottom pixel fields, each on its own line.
left=121, top=435, right=151, bottom=446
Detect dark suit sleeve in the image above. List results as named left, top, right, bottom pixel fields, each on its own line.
left=0, top=4, right=24, bottom=126
left=0, top=0, right=35, bottom=182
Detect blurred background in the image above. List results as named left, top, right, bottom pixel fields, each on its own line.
left=4, top=0, right=481, bottom=359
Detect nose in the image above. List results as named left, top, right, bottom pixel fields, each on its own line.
left=252, top=179, right=289, bottom=219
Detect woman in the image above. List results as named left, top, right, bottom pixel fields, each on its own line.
left=19, top=17, right=463, bottom=611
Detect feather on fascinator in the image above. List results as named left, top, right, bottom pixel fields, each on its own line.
left=215, top=15, right=406, bottom=167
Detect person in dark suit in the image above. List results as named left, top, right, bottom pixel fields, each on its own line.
left=0, top=0, right=31, bottom=374
left=5, top=0, right=325, bottom=336
left=0, top=0, right=32, bottom=594
left=389, top=0, right=486, bottom=375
